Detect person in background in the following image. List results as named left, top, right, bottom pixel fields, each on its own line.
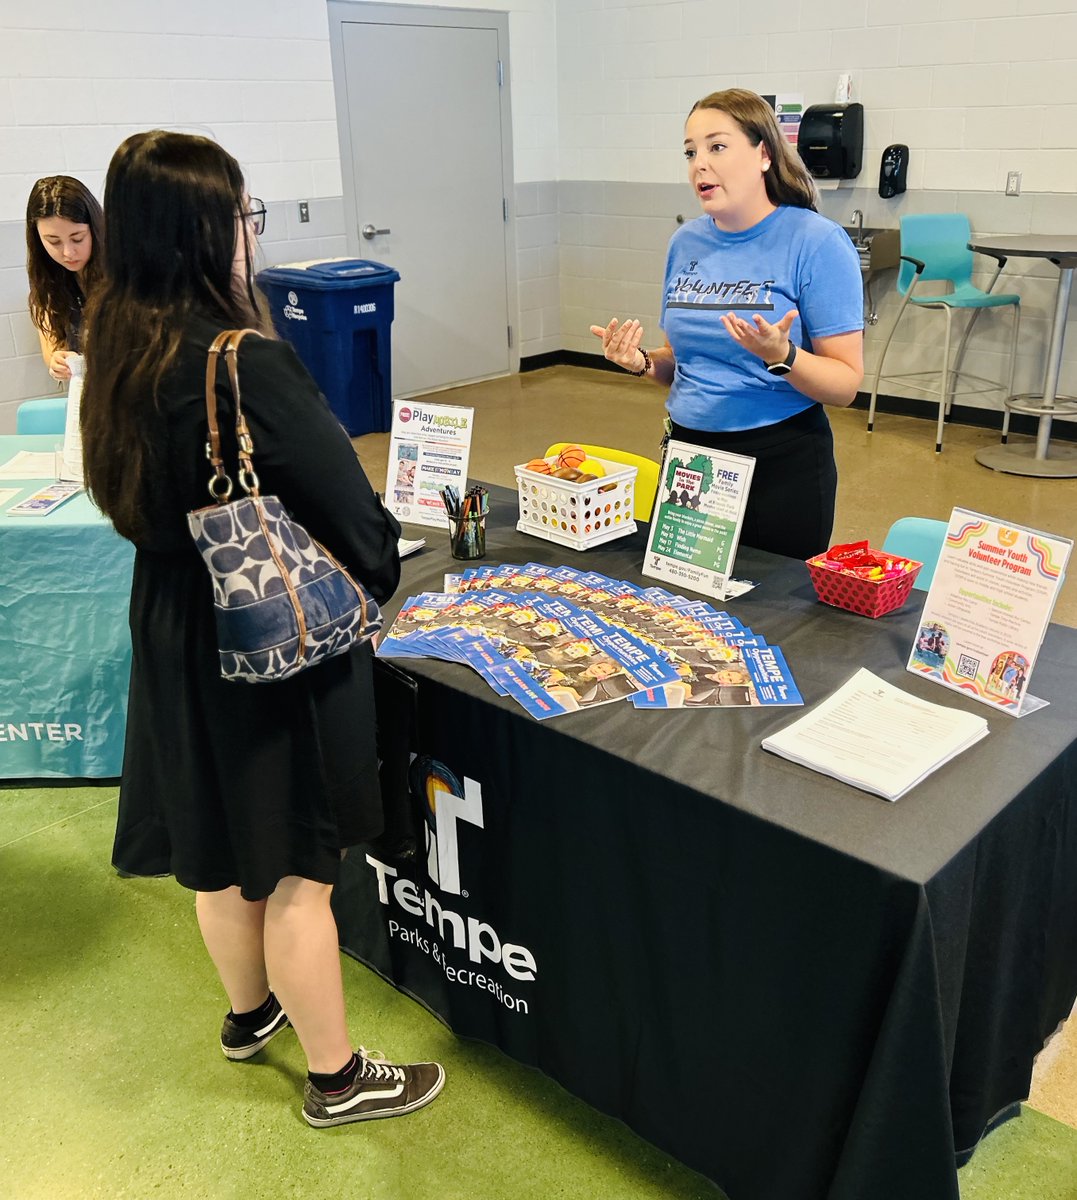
left=26, top=175, right=103, bottom=382
left=591, top=88, right=864, bottom=561
left=80, top=130, right=444, bottom=1128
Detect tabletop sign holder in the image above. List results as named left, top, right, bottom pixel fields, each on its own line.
left=642, top=439, right=754, bottom=602
left=906, top=506, right=1072, bottom=716
left=384, top=398, right=475, bottom=530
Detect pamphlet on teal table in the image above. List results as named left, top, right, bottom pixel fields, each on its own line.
left=907, top=507, right=1072, bottom=717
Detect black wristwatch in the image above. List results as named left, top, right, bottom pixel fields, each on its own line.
left=765, top=342, right=797, bottom=376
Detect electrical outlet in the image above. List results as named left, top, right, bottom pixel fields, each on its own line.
left=298, top=201, right=310, bottom=223
left=1005, top=171, right=1022, bottom=197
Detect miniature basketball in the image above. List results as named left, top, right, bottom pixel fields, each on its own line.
left=557, top=445, right=586, bottom=469
left=577, top=458, right=606, bottom=478
left=524, top=457, right=553, bottom=474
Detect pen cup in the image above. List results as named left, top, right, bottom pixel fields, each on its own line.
left=447, top=511, right=487, bottom=560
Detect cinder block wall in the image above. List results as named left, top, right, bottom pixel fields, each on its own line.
left=3, top=0, right=1075, bottom=431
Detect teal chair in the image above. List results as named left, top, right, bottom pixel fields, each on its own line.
left=881, top=517, right=948, bottom=592
left=16, top=395, right=67, bottom=435
left=867, top=214, right=1021, bottom=453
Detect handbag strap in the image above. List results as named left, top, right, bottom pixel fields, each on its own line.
left=204, top=327, right=265, bottom=502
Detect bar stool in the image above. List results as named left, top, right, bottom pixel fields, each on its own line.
left=867, top=214, right=1021, bottom=453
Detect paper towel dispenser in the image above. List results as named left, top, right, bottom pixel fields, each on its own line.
left=798, top=103, right=864, bottom=180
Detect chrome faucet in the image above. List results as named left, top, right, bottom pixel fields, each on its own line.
left=851, top=209, right=865, bottom=246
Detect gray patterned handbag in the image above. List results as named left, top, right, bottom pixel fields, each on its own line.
left=187, top=329, right=382, bottom=683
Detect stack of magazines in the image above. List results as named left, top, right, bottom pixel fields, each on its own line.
left=377, top=561, right=802, bottom=720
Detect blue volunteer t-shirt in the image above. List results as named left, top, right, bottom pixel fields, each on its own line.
left=662, top=205, right=863, bottom=431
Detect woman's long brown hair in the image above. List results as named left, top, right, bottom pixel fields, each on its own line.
left=81, top=131, right=264, bottom=542
left=26, top=175, right=104, bottom=348
left=689, top=89, right=819, bottom=212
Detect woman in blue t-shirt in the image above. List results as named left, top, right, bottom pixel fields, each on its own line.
left=591, top=88, right=864, bottom=560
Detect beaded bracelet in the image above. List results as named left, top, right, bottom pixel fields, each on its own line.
left=627, top=347, right=652, bottom=377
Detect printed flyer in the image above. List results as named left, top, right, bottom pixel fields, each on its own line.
left=385, top=399, right=474, bottom=529
left=642, top=440, right=754, bottom=602
left=906, top=507, right=1072, bottom=715
left=379, top=563, right=803, bottom=717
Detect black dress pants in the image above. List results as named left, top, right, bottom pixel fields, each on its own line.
left=671, top=404, right=837, bottom=561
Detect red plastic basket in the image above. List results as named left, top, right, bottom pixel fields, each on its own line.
left=806, top=547, right=923, bottom=618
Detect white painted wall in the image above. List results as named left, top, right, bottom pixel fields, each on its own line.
left=555, top=0, right=1077, bottom=191
left=0, top=0, right=559, bottom=422
left=3, top=0, right=1077, bottom=425
left=0, top=0, right=559, bottom=223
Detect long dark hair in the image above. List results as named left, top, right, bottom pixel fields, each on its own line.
left=689, top=89, right=819, bottom=211
left=26, top=175, right=104, bottom=347
left=82, top=131, right=264, bottom=541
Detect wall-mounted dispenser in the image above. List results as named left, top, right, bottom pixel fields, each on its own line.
left=798, top=102, right=864, bottom=180
left=878, top=144, right=909, bottom=198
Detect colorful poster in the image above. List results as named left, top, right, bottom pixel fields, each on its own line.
left=906, top=507, right=1072, bottom=715
left=385, top=399, right=474, bottom=529
left=775, top=93, right=804, bottom=147
left=642, top=440, right=754, bottom=602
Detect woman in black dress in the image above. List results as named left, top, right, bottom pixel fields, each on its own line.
left=81, top=131, right=443, bottom=1127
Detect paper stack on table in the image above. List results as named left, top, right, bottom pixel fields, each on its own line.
left=762, top=667, right=989, bottom=801
left=378, top=561, right=802, bottom=719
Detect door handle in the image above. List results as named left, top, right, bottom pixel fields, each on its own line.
left=361, top=224, right=391, bottom=239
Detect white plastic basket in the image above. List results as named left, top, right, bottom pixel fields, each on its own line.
left=514, top=456, right=637, bottom=551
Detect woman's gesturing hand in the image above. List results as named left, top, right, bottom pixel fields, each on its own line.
left=589, top=318, right=647, bottom=373
left=719, top=309, right=798, bottom=364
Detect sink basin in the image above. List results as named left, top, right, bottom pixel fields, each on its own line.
left=846, top=227, right=899, bottom=275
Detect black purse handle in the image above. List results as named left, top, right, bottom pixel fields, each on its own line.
left=203, top=327, right=265, bottom=502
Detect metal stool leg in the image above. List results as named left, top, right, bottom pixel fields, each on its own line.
left=868, top=291, right=911, bottom=433
left=936, top=307, right=953, bottom=453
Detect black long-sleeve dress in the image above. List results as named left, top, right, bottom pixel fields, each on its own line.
left=111, top=315, right=401, bottom=900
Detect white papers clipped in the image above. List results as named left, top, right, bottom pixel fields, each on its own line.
left=762, top=667, right=988, bottom=802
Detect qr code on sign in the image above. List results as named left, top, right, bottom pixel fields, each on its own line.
left=957, top=653, right=979, bottom=679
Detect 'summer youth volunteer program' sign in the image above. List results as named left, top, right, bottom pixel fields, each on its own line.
left=907, top=506, right=1072, bottom=716
left=643, top=440, right=754, bottom=602
left=385, top=399, right=474, bottom=530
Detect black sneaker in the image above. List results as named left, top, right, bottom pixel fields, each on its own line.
left=302, top=1053, right=445, bottom=1127
left=220, top=994, right=290, bottom=1060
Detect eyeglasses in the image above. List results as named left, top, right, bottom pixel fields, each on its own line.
left=245, top=198, right=267, bottom=236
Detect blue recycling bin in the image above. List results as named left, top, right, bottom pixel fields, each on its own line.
left=256, top=258, right=400, bottom=436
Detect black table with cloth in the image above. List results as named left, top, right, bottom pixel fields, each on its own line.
left=331, top=485, right=1077, bottom=1200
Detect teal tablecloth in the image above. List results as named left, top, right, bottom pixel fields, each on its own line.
left=0, top=435, right=133, bottom=777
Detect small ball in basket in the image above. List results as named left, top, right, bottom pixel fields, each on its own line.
left=551, top=466, right=583, bottom=480
left=575, top=472, right=597, bottom=483
left=577, top=458, right=606, bottom=478
left=524, top=457, right=553, bottom=474
left=557, top=445, right=586, bottom=469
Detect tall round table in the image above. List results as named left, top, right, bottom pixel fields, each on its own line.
left=968, top=234, right=1077, bottom=477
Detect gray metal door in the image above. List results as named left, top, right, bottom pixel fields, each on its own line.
left=332, top=7, right=515, bottom=398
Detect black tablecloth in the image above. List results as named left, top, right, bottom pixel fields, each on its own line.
left=333, top=489, right=1077, bottom=1200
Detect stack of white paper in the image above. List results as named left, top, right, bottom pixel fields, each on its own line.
left=762, top=667, right=989, bottom=802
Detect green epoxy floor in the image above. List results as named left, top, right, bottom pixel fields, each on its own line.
left=2, top=784, right=1076, bottom=1200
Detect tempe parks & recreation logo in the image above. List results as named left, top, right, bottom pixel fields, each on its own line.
left=364, top=756, right=537, bottom=1014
